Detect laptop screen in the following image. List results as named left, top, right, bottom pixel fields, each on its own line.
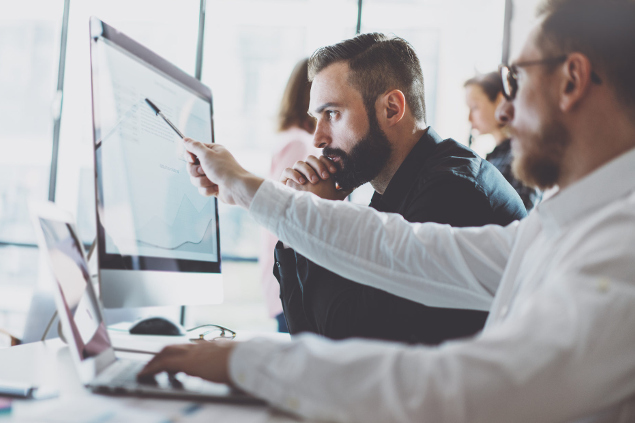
left=38, top=217, right=110, bottom=360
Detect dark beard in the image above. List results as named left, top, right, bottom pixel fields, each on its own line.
left=323, top=110, right=392, bottom=191
left=511, top=118, right=570, bottom=190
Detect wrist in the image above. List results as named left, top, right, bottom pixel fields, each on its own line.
left=221, top=342, right=238, bottom=386
left=226, top=172, right=264, bottom=209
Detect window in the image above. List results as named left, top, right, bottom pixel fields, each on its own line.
left=1, top=0, right=510, bottom=336
left=361, top=0, right=506, bottom=155
left=202, top=0, right=358, bottom=258
left=55, top=0, right=201, bottom=245
left=0, top=1, right=64, bottom=336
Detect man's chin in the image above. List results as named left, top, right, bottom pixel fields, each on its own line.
left=511, top=153, right=558, bottom=191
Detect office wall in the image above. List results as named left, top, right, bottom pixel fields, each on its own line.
left=509, top=0, right=541, bottom=59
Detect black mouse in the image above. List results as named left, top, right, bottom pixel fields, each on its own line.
left=129, top=317, right=186, bottom=336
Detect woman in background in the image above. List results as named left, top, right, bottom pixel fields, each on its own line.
left=465, top=71, right=541, bottom=211
left=258, top=58, right=318, bottom=332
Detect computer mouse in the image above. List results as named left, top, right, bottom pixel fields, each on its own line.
left=129, top=317, right=186, bottom=336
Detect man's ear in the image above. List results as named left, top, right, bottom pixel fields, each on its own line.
left=380, top=89, right=406, bottom=126
left=559, top=53, right=595, bottom=113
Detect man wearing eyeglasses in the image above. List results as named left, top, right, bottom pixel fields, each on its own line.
left=140, top=0, right=635, bottom=421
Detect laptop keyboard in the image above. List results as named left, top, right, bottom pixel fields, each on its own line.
left=90, top=358, right=263, bottom=403
left=107, top=360, right=148, bottom=386
left=92, top=359, right=151, bottom=388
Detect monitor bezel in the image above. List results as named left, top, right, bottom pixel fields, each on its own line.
left=30, top=202, right=117, bottom=384
left=88, top=17, right=221, bottom=276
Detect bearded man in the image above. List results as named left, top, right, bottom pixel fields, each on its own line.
left=273, top=33, right=526, bottom=344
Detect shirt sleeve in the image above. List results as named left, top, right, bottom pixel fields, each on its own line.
left=250, top=180, right=518, bottom=311
left=229, top=211, right=635, bottom=422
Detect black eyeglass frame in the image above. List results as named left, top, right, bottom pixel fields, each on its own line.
left=187, top=324, right=237, bottom=342
left=499, top=55, right=602, bottom=101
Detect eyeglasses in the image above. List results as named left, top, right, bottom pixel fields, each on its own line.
left=499, top=55, right=602, bottom=101
left=187, top=324, right=236, bottom=342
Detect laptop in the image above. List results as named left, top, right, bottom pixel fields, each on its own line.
left=31, top=202, right=263, bottom=404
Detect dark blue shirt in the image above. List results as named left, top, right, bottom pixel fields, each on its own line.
left=274, top=127, right=526, bottom=344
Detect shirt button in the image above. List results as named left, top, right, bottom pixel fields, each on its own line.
left=286, top=397, right=300, bottom=410
left=276, top=262, right=281, bottom=268
left=597, top=278, right=610, bottom=292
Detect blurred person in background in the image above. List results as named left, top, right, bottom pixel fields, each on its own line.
left=258, top=58, right=319, bottom=332
left=465, top=71, right=541, bottom=211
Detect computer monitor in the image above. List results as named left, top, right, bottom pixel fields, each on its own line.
left=88, top=17, right=222, bottom=308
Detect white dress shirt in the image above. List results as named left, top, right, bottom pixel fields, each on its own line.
left=229, top=147, right=635, bottom=423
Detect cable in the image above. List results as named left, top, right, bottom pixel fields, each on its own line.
left=40, top=311, right=58, bottom=342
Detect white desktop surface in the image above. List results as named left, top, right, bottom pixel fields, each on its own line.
left=0, top=332, right=305, bottom=423
left=108, top=327, right=291, bottom=353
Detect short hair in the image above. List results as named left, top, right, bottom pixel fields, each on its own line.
left=536, top=0, right=635, bottom=113
left=464, top=71, right=504, bottom=103
left=278, top=58, right=315, bottom=133
left=308, top=33, right=426, bottom=123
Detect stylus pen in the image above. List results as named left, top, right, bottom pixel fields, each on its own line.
left=145, top=98, right=199, bottom=164
left=145, top=98, right=185, bottom=138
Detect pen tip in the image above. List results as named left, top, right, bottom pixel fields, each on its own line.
left=145, top=98, right=159, bottom=114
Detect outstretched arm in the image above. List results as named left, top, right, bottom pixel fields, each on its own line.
left=184, top=139, right=516, bottom=310
left=140, top=225, right=635, bottom=422
left=250, top=180, right=516, bottom=310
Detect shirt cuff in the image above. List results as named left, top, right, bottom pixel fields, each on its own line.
left=229, top=338, right=296, bottom=408
left=249, top=180, right=294, bottom=238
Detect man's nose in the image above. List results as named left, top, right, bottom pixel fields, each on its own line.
left=495, top=98, right=514, bottom=125
left=313, top=120, right=330, bottom=149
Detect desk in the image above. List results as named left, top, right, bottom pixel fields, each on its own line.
left=0, top=333, right=305, bottom=423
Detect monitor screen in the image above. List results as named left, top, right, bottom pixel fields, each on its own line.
left=38, top=217, right=110, bottom=360
left=92, top=33, right=220, bottom=273
left=90, top=18, right=223, bottom=308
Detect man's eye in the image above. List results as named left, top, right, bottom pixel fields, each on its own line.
left=326, top=110, right=337, bottom=120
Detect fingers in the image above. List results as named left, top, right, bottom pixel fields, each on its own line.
left=291, top=155, right=337, bottom=184
left=279, top=154, right=339, bottom=186
left=198, top=185, right=219, bottom=197
left=138, top=345, right=190, bottom=378
left=183, top=137, right=211, bottom=156
left=187, top=161, right=206, bottom=177
left=184, top=150, right=197, bottom=164
left=306, top=155, right=336, bottom=180
left=190, top=174, right=215, bottom=188
left=319, top=155, right=338, bottom=174
left=188, top=172, right=219, bottom=197
left=291, top=160, right=320, bottom=183
left=279, top=168, right=307, bottom=185
left=285, top=180, right=300, bottom=190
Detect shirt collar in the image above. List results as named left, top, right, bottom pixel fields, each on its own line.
left=370, top=126, right=441, bottom=213
left=490, top=138, right=511, bottom=155
left=537, top=146, right=635, bottom=232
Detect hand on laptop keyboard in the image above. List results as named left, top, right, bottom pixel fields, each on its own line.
left=137, top=341, right=237, bottom=385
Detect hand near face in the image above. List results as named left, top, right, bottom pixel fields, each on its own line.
left=280, top=155, right=350, bottom=201
left=137, top=341, right=237, bottom=385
